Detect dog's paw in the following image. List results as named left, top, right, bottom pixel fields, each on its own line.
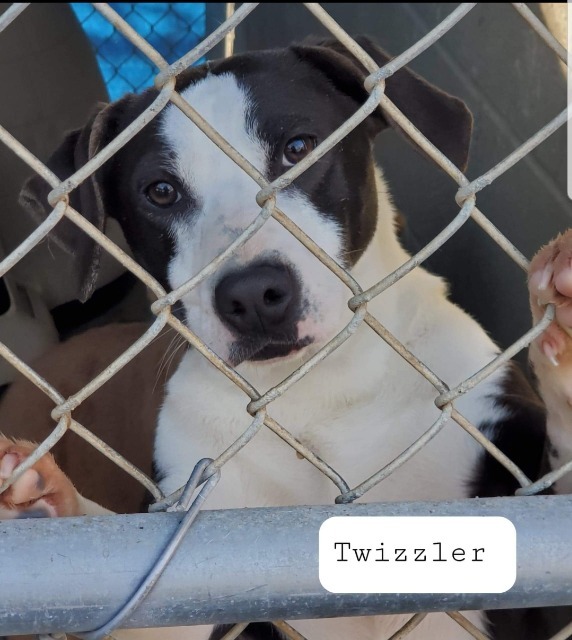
left=529, top=230, right=572, bottom=369
left=0, top=437, right=80, bottom=519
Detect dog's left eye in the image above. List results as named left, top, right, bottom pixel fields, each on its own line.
left=145, top=181, right=180, bottom=207
left=282, top=135, right=317, bottom=167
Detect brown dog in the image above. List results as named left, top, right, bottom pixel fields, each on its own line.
left=0, top=322, right=184, bottom=513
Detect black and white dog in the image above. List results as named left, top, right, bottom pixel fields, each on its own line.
left=2, top=37, right=572, bottom=640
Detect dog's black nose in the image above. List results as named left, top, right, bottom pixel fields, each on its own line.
left=215, top=264, right=299, bottom=336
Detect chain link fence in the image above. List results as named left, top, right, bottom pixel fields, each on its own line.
left=0, top=2, right=570, bottom=639
left=71, top=3, right=206, bottom=99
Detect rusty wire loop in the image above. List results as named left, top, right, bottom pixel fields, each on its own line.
left=0, top=2, right=571, bottom=639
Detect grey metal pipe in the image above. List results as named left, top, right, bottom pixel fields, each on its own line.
left=1, top=496, right=572, bottom=635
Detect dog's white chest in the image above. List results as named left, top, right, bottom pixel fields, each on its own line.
left=154, top=324, right=495, bottom=510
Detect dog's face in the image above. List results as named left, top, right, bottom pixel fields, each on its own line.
left=21, top=38, right=472, bottom=368
left=111, top=56, right=380, bottom=366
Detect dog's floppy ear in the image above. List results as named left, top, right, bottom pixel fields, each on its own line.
left=19, top=102, right=118, bottom=303
left=292, top=36, right=473, bottom=172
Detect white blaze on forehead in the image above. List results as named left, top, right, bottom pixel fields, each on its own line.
left=160, top=72, right=266, bottom=199
left=159, top=70, right=348, bottom=359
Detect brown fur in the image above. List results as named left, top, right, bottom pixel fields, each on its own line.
left=0, top=322, right=183, bottom=513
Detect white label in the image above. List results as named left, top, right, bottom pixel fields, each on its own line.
left=319, top=516, right=516, bottom=593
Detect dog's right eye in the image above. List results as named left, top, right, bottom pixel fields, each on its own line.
left=282, top=135, right=317, bottom=167
left=145, top=181, right=180, bottom=207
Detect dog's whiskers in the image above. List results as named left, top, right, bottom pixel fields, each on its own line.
left=154, top=330, right=186, bottom=392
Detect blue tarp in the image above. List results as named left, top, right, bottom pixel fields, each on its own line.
left=71, top=3, right=206, bottom=100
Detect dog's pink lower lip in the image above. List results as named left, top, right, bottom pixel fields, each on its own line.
left=228, top=336, right=313, bottom=366
left=250, top=339, right=311, bottom=362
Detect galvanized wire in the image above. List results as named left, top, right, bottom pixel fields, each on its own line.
left=350, top=197, right=476, bottom=308
left=219, top=624, right=250, bottom=640
left=0, top=2, right=570, bottom=639
left=337, top=404, right=453, bottom=504
left=369, top=4, right=478, bottom=82
left=48, top=80, right=176, bottom=207
left=436, top=304, right=556, bottom=407
left=446, top=612, right=490, bottom=640
left=512, top=3, right=568, bottom=63
left=0, top=2, right=29, bottom=34
left=155, top=2, right=258, bottom=85
left=549, top=619, right=572, bottom=640
left=69, top=418, right=163, bottom=501
left=388, top=614, right=429, bottom=640
left=273, top=621, right=310, bottom=640
left=456, top=108, right=570, bottom=202
left=80, top=458, right=220, bottom=640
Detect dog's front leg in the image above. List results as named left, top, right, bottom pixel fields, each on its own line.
left=0, top=436, right=112, bottom=518
left=529, top=230, right=572, bottom=492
